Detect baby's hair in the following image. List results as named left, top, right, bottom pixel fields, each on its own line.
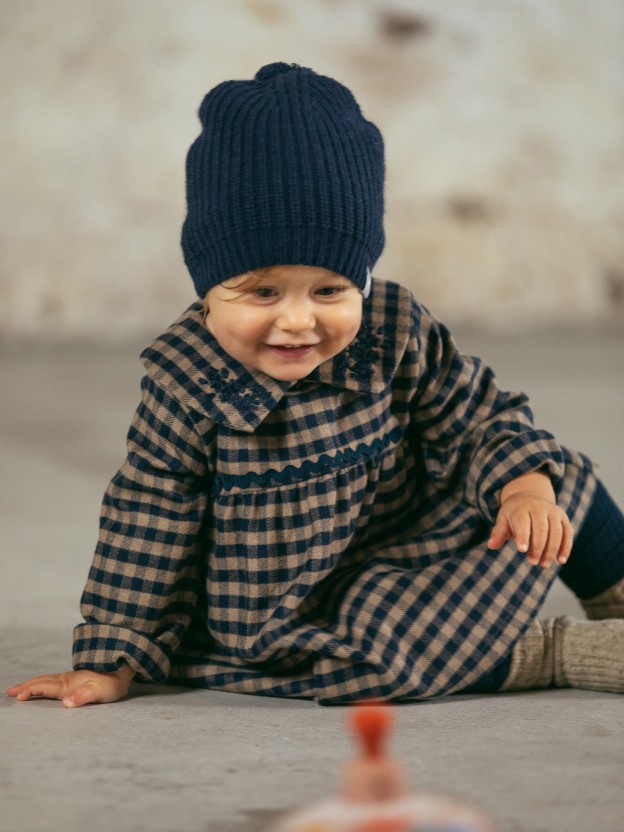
left=202, top=269, right=271, bottom=323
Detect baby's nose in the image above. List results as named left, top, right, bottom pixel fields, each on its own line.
left=276, top=301, right=316, bottom=331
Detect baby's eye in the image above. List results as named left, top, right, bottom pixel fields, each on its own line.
left=252, top=287, right=279, bottom=299
left=315, top=286, right=346, bottom=297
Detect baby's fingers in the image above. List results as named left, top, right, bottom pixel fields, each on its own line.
left=9, top=669, right=131, bottom=708
left=524, top=514, right=550, bottom=565
left=555, top=514, right=574, bottom=566
left=533, top=513, right=574, bottom=568
left=7, top=675, right=65, bottom=702
left=8, top=673, right=101, bottom=706
left=487, top=514, right=512, bottom=550
left=508, top=508, right=532, bottom=556
left=536, top=520, right=563, bottom=568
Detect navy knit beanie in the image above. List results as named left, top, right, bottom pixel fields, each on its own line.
left=181, top=62, right=385, bottom=298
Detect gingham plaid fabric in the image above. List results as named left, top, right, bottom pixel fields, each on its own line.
left=73, top=279, right=597, bottom=703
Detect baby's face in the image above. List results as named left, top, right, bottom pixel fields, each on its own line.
left=204, top=265, right=363, bottom=381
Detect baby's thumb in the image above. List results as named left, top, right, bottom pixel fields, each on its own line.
left=62, top=683, right=100, bottom=709
left=488, top=514, right=511, bottom=550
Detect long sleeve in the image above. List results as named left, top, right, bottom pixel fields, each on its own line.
left=72, top=375, right=212, bottom=682
left=410, top=305, right=566, bottom=524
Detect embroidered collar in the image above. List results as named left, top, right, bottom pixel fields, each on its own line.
left=140, top=279, right=412, bottom=432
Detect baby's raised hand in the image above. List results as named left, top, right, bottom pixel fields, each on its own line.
left=488, top=491, right=574, bottom=568
left=487, top=470, right=573, bottom=567
left=6, top=666, right=134, bottom=708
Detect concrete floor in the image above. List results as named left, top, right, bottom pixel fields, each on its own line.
left=1, top=328, right=623, bottom=832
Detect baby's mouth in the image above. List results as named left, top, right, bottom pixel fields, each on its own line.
left=266, top=343, right=318, bottom=358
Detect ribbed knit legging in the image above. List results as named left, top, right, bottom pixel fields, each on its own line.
left=462, top=479, right=624, bottom=693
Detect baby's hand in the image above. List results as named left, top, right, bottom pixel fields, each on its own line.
left=6, top=666, right=135, bottom=708
left=488, top=492, right=574, bottom=568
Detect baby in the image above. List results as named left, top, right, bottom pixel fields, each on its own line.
left=8, top=62, right=624, bottom=708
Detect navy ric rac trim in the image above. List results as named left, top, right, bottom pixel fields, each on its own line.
left=213, top=425, right=405, bottom=493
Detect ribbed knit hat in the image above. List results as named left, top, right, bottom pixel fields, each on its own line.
left=181, top=62, right=385, bottom=298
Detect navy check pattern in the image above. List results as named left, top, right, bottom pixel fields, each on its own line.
left=73, top=280, right=597, bottom=702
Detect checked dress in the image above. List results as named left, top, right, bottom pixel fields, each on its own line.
left=73, top=280, right=597, bottom=703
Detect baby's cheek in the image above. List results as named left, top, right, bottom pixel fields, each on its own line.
left=341, top=309, right=364, bottom=341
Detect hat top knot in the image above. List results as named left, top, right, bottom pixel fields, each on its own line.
left=255, top=62, right=301, bottom=82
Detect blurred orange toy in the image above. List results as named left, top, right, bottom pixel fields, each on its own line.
left=273, top=703, right=494, bottom=832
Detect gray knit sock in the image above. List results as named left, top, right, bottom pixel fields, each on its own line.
left=500, top=616, right=624, bottom=694
left=581, top=576, right=624, bottom=620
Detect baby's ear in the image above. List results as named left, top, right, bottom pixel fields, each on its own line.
left=201, top=295, right=210, bottom=324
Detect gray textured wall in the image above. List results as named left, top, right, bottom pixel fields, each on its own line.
left=2, top=0, right=623, bottom=341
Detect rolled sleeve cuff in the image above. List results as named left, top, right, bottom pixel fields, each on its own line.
left=468, top=429, right=566, bottom=524
left=72, top=623, right=171, bottom=683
